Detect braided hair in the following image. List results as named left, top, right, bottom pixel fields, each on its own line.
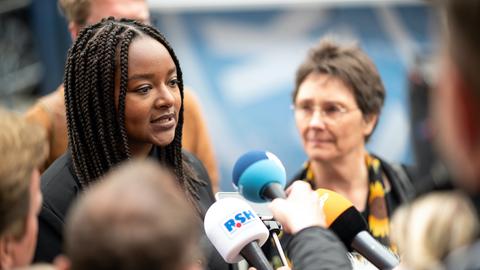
left=64, top=17, right=204, bottom=203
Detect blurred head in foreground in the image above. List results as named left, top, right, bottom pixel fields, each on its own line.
left=0, top=108, right=47, bottom=269
left=58, top=160, right=202, bottom=270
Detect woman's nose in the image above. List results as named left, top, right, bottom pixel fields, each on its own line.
left=154, top=85, right=175, bottom=108
left=308, top=110, right=327, bottom=129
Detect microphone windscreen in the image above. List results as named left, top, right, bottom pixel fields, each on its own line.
left=204, top=198, right=269, bottom=263
left=316, top=189, right=368, bottom=248
left=316, top=189, right=354, bottom=227
left=329, top=207, right=368, bottom=249
left=232, top=151, right=286, bottom=202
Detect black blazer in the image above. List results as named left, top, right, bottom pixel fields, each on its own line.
left=34, top=148, right=231, bottom=270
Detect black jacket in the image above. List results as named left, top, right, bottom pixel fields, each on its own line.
left=33, top=148, right=231, bottom=270
left=288, top=227, right=352, bottom=270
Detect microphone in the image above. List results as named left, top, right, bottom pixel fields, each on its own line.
left=232, top=150, right=287, bottom=202
left=204, top=198, right=273, bottom=270
left=316, top=189, right=399, bottom=270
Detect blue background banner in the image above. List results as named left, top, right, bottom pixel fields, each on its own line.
left=152, top=5, right=436, bottom=190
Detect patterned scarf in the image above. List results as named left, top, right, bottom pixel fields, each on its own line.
left=364, top=155, right=392, bottom=249
left=302, top=154, right=394, bottom=250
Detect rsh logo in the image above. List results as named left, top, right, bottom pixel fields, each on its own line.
left=223, top=210, right=256, bottom=233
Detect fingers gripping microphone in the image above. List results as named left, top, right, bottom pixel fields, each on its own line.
left=204, top=198, right=273, bottom=270
left=317, top=189, right=399, bottom=270
left=232, top=151, right=287, bottom=202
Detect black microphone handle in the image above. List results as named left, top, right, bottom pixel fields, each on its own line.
left=240, top=241, right=274, bottom=270
left=261, top=183, right=286, bottom=201
left=351, top=231, right=399, bottom=270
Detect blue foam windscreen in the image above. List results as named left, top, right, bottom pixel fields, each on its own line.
left=232, top=150, right=287, bottom=202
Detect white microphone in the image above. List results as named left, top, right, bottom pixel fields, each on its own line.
left=204, top=198, right=273, bottom=270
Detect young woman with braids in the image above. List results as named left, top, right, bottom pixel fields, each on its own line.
left=34, top=18, right=230, bottom=270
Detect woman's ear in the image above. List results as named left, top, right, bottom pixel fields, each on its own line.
left=54, top=254, right=71, bottom=270
left=0, top=236, right=14, bottom=270
left=68, top=22, right=81, bottom=40
left=362, top=114, right=378, bottom=138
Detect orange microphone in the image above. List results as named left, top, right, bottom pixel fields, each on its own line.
left=316, top=189, right=399, bottom=270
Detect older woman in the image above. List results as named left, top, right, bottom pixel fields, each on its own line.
left=290, top=39, right=414, bottom=250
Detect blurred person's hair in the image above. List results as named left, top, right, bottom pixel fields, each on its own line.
left=292, top=39, right=385, bottom=139
left=0, top=108, right=47, bottom=239
left=391, top=191, right=478, bottom=270
left=440, top=0, right=480, bottom=95
left=64, top=159, right=201, bottom=270
left=58, top=0, right=91, bottom=26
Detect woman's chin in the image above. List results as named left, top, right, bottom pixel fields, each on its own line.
left=306, top=149, right=338, bottom=162
left=152, top=134, right=176, bottom=147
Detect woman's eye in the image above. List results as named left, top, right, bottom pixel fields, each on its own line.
left=168, top=78, right=179, bottom=87
left=324, top=105, right=343, bottom=116
left=300, top=105, right=313, bottom=112
left=136, top=85, right=152, bottom=94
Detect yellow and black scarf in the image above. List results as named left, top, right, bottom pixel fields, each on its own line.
left=301, top=154, right=394, bottom=250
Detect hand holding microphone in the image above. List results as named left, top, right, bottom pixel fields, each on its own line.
left=233, top=150, right=399, bottom=270
left=269, top=183, right=399, bottom=269
left=233, top=151, right=326, bottom=234
left=269, top=181, right=326, bottom=234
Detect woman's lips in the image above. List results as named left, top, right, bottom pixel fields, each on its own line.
left=307, top=138, right=333, bottom=146
left=150, top=114, right=176, bottom=130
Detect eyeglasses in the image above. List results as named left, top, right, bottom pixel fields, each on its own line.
left=291, top=103, right=359, bottom=122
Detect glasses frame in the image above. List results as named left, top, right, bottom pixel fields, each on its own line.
left=291, top=103, right=360, bottom=123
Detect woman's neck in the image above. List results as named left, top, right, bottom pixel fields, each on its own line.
left=310, top=148, right=370, bottom=211
left=128, top=142, right=153, bottom=158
